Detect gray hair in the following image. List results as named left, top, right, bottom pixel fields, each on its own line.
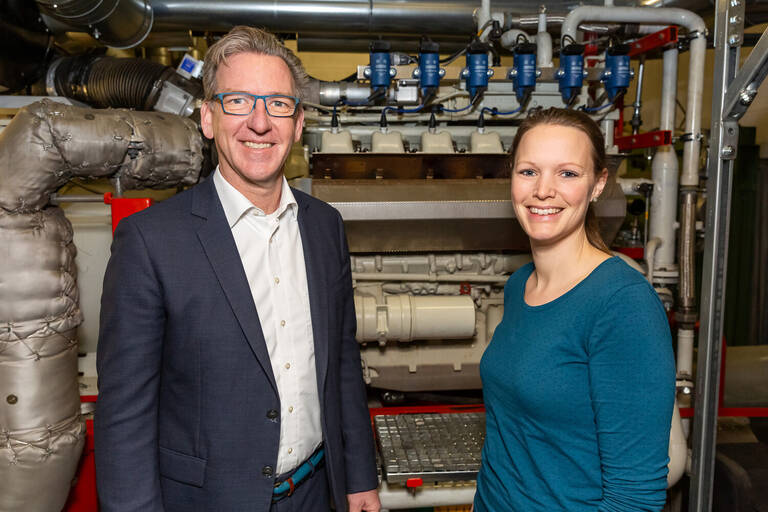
left=202, top=26, right=309, bottom=101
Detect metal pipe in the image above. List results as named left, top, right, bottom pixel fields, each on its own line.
left=631, top=60, right=645, bottom=135
left=648, top=48, right=680, bottom=269
left=561, top=6, right=706, bottom=189
left=645, top=237, right=661, bottom=285
left=352, top=272, right=508, bottom=284
left=37, top=0, right=153, bottom=48
left=152, top=0, right=478, bottom=35
left=678, top=189, right=698, bottom=316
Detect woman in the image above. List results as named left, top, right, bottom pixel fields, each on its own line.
left=474, top=108, right=675, bottom=511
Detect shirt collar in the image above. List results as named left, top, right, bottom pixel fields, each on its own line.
left=213, top=167, right=298, bottom=229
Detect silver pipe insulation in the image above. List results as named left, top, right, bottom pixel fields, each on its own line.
left=0, top=99, right=202, bottom=510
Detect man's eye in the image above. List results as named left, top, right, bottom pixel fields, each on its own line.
left=228, top=97, right=247, bottom=105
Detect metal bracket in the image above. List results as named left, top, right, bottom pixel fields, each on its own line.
left=727, top=0, right=746, bottom=47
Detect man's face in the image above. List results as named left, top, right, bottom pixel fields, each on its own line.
left=200, top=52, right=304, bottom=192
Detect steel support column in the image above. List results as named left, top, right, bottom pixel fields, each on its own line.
left=689, top=0, right=741, bottom=509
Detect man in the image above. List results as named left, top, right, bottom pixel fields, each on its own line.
left=95, top=26, right=381, bottom=512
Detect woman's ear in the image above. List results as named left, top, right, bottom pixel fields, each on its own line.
left=591, top=168, right=608, bottom=201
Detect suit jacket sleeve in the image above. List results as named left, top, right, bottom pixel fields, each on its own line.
left=95, top=217, right=165, bottom=512
left=334, top=212, right=380, bottom=494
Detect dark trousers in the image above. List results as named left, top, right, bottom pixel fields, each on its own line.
left=270, top=463, right=332, bottom=512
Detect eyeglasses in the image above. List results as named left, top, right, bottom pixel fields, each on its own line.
left=213, top=92, right=301, bottom=117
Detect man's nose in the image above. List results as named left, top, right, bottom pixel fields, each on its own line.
left=247, top=98, right=271, bottom=133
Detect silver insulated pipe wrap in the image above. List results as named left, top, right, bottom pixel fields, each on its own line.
left=0, top=99, right=202, bottom=511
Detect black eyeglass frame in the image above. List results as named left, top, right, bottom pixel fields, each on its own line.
left=212, top=92, right=302, bottom=117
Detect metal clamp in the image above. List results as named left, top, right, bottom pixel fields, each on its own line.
left=679, top=132, right=704, bottom=142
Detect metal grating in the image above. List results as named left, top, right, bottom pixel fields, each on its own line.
left=374, top=412, right=485, bottom=483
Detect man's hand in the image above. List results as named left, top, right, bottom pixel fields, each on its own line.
left=347, top=489, right=381, bottom=512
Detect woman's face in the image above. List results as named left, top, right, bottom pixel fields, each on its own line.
left=511, top=123, right=607, bottom=248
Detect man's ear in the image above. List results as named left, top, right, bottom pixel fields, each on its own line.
left=293, top=107, right=305, bottom=143
left=200, top=101, right=215, bottom=140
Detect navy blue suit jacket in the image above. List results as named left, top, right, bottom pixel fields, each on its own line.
left=95, top=176, right=378, bottom=511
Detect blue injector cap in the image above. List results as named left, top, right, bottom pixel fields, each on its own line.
left=557, top=43, right=585, bottom=104
left=367, top=40, right=394, bottom=93
left=602, top=44, right=631, bottom=101
left=510, top=42, right=537, bottom=103
left=462, top=40, right=493, bottom=101
left=416, top=38, right=442, bottom=96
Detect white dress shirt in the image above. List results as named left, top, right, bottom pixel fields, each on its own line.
left=213, top=169, right=322, bottom=474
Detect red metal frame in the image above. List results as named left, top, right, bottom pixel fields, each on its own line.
left=615, top=130, right=672, bottom=151
left=628, top=26, right=679, bottom=57
left=103, top=193, right=154, bottom=233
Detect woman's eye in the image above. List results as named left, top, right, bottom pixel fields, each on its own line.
left=561, top=170, right=579, bottom=178
left=518, top=169, right=536, bottom=176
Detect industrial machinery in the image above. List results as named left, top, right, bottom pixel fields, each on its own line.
left=2, top=0, right=768, bottom=510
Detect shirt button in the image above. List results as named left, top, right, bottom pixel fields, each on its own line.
left=288, top=406, right=294, bottom=413
left=280, top=320, right=286, bottom=327
left=266, top=409, right=279, bottom=420
left=287, top=448, right=293, bottom=454
left=284, top=362, right=290, bottom=370
left=262, top=465, right=274, bottom=477
left=274, top=277, right=280, bottom=284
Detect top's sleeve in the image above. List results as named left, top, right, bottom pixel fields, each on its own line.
left=94, top=218, right=166, bottom=512
left=587, top=282, right=676, bottom=512
left=333, top=212, right=379, bottom=494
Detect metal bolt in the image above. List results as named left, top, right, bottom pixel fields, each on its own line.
left=729, top=15, right=742, bottom=24
left=6, top=395, right=17, bottom=405
left=721, top=145, right=736, bottom=158
left=730, top=0, right=741, bottom=6
left=739, top=87, right=757, bottom=105
left=729, top=34, right=741, bottom=45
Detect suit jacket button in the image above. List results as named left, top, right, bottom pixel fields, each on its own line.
left=262, top=465, right=274, bottom=477
left=267, top=409, right=279, bottom=420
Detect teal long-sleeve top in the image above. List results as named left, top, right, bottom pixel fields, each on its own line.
left=475, top=257, right=675, bottom=512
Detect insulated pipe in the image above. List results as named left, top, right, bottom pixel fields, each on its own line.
left=37, top=0, right=153, bottom=48
left=500, top=29, right=530, bottom=49
left=536, top=7, right=554, bottom=68
left=645, top=237, right=662, bottom=284
left=677, top=328, right=695, bottom=380
left=0, top=99, right=202, bottom=510
left=560, top=6, right=706, bottom=188
left=668, top=401, right=688, bottom=488
left=648, top=48, right=680, bottom=269
left=354, top=294, right=476, bottom=343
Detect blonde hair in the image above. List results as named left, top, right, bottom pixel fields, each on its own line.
left=202, top=26, right=309, bottom=101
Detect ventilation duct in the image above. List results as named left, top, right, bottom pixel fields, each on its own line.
left=36, top=0, right=153, bottom=49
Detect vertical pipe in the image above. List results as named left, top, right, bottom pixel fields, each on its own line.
left=649, top=48, right=679, bottom=268
left=678, top=190, right=697, bottom=314
left=536, top=5, right=553, bottom=68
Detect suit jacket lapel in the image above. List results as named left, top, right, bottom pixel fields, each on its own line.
left=296, top=194, right=330, bottom=393
left=191, top=178, right=278, bottom=395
